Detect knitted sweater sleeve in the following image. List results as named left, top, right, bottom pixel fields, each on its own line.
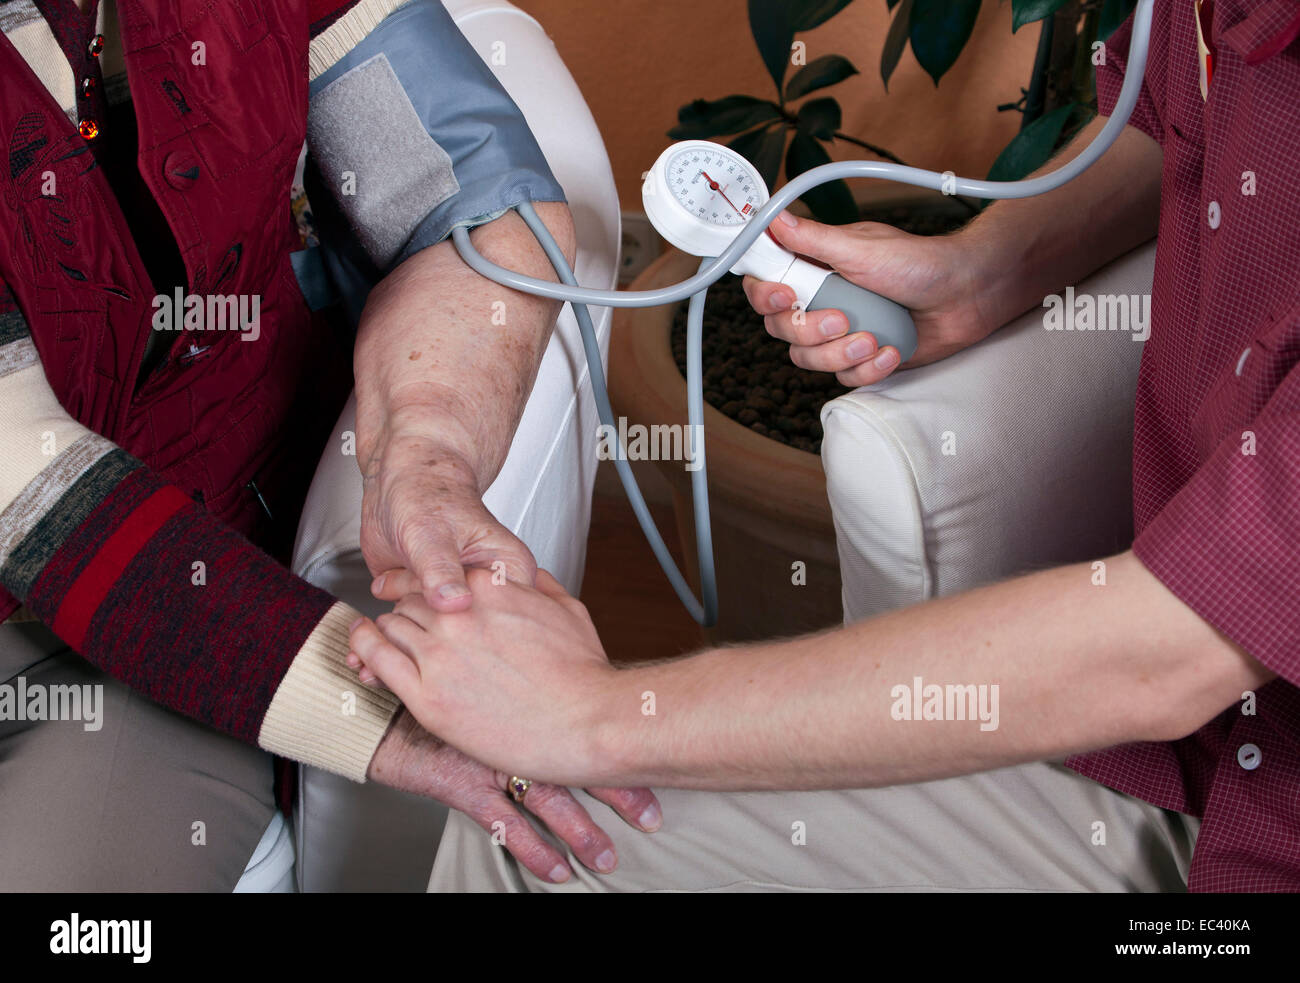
left=0, top=299, right=399, bottom=782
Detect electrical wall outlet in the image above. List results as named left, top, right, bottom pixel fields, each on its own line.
left=619, top=211, right=661, bottom=286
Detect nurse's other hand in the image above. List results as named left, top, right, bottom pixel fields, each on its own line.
left=349, top=569, right=618, bottom=788
left=742, top=211, right=996, bottom=388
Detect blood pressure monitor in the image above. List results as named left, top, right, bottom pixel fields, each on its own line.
left=643, top=140, right=919, bottom=361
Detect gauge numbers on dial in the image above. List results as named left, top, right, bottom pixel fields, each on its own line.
left=666, top=147, right=766, bottom=227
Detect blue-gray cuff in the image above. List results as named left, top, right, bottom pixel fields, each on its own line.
left=307, top=0, right=566, bottom=277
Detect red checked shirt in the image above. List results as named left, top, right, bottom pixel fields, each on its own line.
left=1065, top=0, right=1300, bottom=892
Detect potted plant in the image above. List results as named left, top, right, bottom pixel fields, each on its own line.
left=610, top=0, right=1136, bottom=642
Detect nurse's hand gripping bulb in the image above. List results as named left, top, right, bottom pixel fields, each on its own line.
left=642, top=140, right=919, bottom=362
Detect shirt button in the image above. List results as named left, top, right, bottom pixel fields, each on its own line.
left=78, top=118, right=99, bottom=140
left=1207, top=200, right=1221, bottom=229
left=1237, top=743, right=1261, bottom=771
left=163, top=150, right=201, bottom=191
left=87, top=34, right=105, bottom=58
left=80, top=77, right=97, bottom=99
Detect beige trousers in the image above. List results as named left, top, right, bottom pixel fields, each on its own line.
left=0, top=619, right=277, bottom=891
left=430, top=760, right=1198, bottom=892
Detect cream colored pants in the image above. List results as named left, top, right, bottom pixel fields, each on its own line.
left=429, top=760, right=1197, bottom=892
left=0, top=619, right=276, bottom=891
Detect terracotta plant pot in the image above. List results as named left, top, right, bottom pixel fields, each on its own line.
left=608, top=248, right=844, bottom=644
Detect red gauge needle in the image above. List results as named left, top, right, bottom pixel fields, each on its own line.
left=701, top=171, right=744, bottom=217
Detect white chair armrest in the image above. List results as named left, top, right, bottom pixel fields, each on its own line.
left=822, top=240, right=1155, bottom=623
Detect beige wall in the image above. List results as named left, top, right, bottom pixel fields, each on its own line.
left=515, top=0, right=1043, bottom=209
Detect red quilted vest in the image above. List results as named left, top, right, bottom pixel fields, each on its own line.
left=0, top=0, right=353, bottom=620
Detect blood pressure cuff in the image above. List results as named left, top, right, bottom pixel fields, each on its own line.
left=305, top=0, right=566, bottom=298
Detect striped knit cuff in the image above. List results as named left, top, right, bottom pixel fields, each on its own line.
left=308, top=0, right=412, bottom=81
left=258, top=601, right=401, bottom=782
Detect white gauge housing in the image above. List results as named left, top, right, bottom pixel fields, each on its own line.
left=642, top=140, right=831, bottom=306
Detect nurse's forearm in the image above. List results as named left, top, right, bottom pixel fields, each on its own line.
left=962, top=117, right=1163, bottom=334
left=352, top=202, right=576, bottom=489
left=593, top=552, right=1269, bottom=790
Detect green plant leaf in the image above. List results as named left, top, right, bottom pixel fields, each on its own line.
left=796, top=97, right=842, bottom=139
left=985, top=102, right=1074, bottom=183
left=728, top=123, right=788, bottom=190
left=909, top=0, right=981, bottom=85
left=668, top=96, right=784, bottom=139
left=749, top=0, right=796, bottom=96
left=786, top=132, right=858, bottom=224
left=1010, top=0, right=1069, bottom=32
left=881, top=0, right=914, bottom=91
left=1098, top=0, right=1138, bottom=40
left=789, top=0, right=855, bottom=31
left=785, top=54, right=860, bottom=101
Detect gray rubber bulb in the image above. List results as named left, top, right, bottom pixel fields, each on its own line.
left=807, top=274, right=918, bottom=364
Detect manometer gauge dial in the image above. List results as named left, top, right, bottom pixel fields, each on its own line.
left=663, top=145, right=766, bottom=227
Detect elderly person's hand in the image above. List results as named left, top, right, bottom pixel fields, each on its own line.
left=349, top=570, right=620, bottom=788
left=368, top=708, right=659, bottom=881
left=358, top=422, right=537, bottom=613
